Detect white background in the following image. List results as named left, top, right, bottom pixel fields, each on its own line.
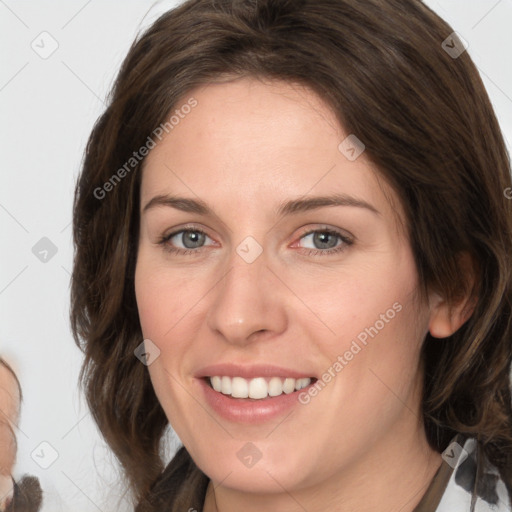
left=1, top=1, right=511, bottom=511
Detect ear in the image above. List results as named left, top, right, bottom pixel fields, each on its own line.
left=428, top=252, right=478, bottom=339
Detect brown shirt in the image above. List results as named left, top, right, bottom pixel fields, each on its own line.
left=412, top=452, right=457, bottom=512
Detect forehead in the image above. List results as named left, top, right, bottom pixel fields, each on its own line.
left=155, top=78, right=340, bottom=153
left=140, top=77, right=406, bottom=235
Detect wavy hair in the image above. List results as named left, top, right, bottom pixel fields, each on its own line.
left=70, top=0, right=512, bottom=509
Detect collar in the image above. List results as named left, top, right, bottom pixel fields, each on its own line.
left=413, top=434, right=511, bottom=512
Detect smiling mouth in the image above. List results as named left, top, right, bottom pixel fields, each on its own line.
left=204, top=375, right=318, bottom=400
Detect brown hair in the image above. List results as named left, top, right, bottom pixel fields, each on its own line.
left=70, top=0, right=512, bottom=509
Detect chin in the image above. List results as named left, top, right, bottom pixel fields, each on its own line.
left=189, top=436, right=314, bottom=494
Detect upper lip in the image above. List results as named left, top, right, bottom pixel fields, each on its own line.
left=195, top=363, right=316, bottom=380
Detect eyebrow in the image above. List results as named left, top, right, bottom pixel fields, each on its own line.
left=142, top=193, right=380, bottom=217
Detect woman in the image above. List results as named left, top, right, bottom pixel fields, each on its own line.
left=70, top=0, right=512, bottom=511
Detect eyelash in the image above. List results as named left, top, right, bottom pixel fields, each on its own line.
left=157, top=225, right=353, bottom=257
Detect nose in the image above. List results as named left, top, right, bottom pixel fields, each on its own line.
left=205, top=247, right=288, bottom=347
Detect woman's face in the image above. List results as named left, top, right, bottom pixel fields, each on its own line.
left=135, top=78, right=436, bottom=493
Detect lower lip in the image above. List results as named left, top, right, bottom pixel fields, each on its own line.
left=197, top=378, right=315, bottom=424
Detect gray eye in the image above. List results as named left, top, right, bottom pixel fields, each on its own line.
left=301, top=231, right=341, bottom=250
left=172, top=230, right=208, bottom=249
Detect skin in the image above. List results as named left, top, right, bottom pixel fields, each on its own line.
left=0, top=363, right=20, bottom=505
left=135, top=78, right=474, bottom=512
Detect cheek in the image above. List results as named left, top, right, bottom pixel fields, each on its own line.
left=311, top=253, right=425, bottom=410
left=134, top=257, right=203, bottom=405
left=135, top=254, right=164, bottom=336
left=135, top=254, right=193, bottom=339
left=304, top=258, right=420, bottom=357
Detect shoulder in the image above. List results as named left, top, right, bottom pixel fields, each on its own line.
left=437, top=435, right=511, bottom=512
left=136, top=446, right=209, bottom=512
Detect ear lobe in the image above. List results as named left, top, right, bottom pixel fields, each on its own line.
left=428, top=302, right=470, bottom=338
left=428, top=252, right=478, bottom=339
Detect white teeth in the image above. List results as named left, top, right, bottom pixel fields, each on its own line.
left=208, top=376, right=312, bottom=399
left=211, top=376, right=222, bottom=392
left=268, top=376, right=283, bottom=397
left=295, top=377, right=310, bottom=390
left=248, top=377, right=268, bottom=399
left=221, top=376, right=232, bottom=395
left=231, top=377, right=249, bottom=398
left=282, top=378, right=296, bottom=394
